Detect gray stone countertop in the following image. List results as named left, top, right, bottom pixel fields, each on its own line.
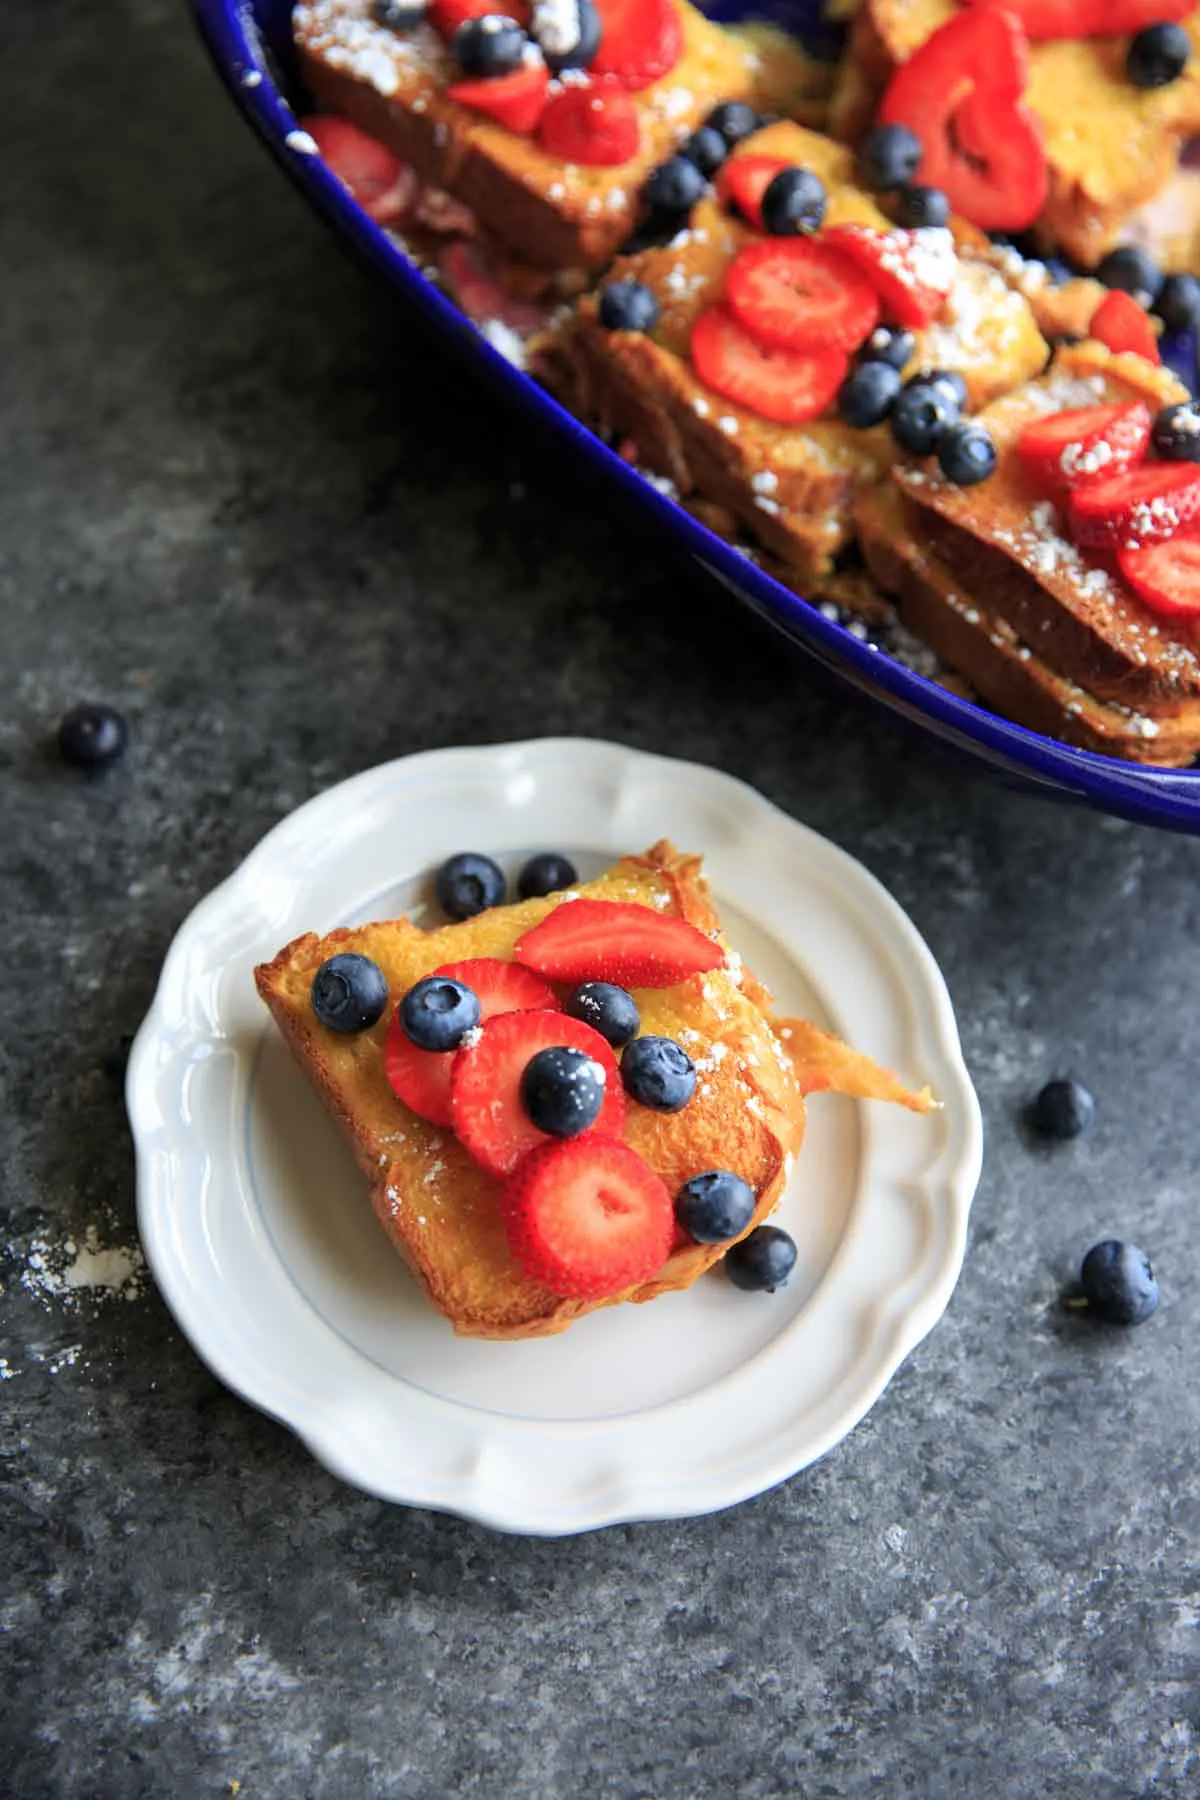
left=2, top=4, right=1198, bottom=1797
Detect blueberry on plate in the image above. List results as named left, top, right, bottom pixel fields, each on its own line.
left=517, top=851, right=578, bottom=899
left=536, top=0, right=602, bottom=73
left=924, top=368, right=967, bottom=413
left=1151, top=401, right=1200, bottom=462
left=725, top=1225, right=797, bottom=1292
left=644, top=155, right=707, bottom=219
left=1029, top=1077, right=1095, bottom=1140
left=859, top=121, right=922, bottom=191
left=57, top=702, right=128, bottom=770
left=676, top=1169, right=756, bottom=1244
left=520, top=1045, right=607, bottom=1137
left=435, top=851, right=506, bottom=920
left=1095, top=244, right=1163, bottom=307
left=861, top=325, right=915, bottom=371
left=1126, top=21, right=1190, bottom=90
left=621, top=1035, right=696, bottom=1112
left=453, top=14, right=528, bottom=78
left=400, top=974, right=481, bottom=1052
left=937, top=423, right=997, bottom=486
left=597, top=279, right=659, bottom=333
left=838, top=360, right=902, bottom=429
left=311, top=952, right=390, bottom=1034
left=377, top=0, right=428, bottom=25
left=760, top=167, right=827, bottom=236
left=1079, top=1240, right=1159, bottom=1326
left=890, top=381, right=956, bottom=456
left=564, top=980, right=640, bottom=1048
left=680, top=123, right=728, bottom=178
left=894, top=184, right=950, bottom=229
left=704, top=100, right=761, bottom=149
left=1155, top=271, right=1200, bottom=335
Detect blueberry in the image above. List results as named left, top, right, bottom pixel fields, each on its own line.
left=598, top=279, right=659, bottom=333
left=704, top=100, right=761, bottom=149
left=536, top=0, right=602, bottom=73
left=1079, top=1240, right=1159, bottom=1326
left=517, top=851, right=577, bottom=899
left=837, top=360, right=902, bottom=428
left=57, top=702, right=128, bottom=770
left=453, top=14, right=527, bottom=77
left=680, top=123, right=729, bottom=178
left=1095, top=244, right=1163, bottom=307
left=859, top=122, right=923, bottom=191
left=890, top=380, right=956, bottom=456
left=937, top=423, right=997, bottom=486
left=924, top=368, right=967, bottom=413
left=621, top=1035, right=696, bottom=1112
left=860, top=325, right=915, bottom=371
left=1126, top=21, right=1190, bottom=89
left=564, top=981, right=640, bottom=1048
left=435, top=852, right=506, bottom=920
left=725, top=1225, right=797, bottom=1292
left=1029, top=1077, right=1095, bottom=1140
left=520, top=1045, right=607, bottom=1137
left=760, top=167, right=827, bottom=236
left=400, top=975, right=480, bottom=1051
left=311, top=953, right=389, bottom=1034
left=676, top=1169, right=756, bottom=1244
left=644, top=155, right=707, bottom=219
left=377, top=0, right=427, bottom=25
left=894, top=184, right=950, bottom=229
left=1151, top=401, right=1200, bottom=462
left=1155, top=271, right=1200, bottom=334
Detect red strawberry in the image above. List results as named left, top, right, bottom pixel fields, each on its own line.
left=431, top=0, right=531, bottom=35
left=1089, top=290, right=1160, bottom=364
left=536, top=78, right=639, bottom=165
left=690, top=305, right=848, bottom=425
left=300, top=116, right=416, bottom=226
left=384, top=959, right=559, bottom=1127
left=1118, top=532, right=1200, bottom=619
left=448, top=60, right=550, bottom=137
left=1017, top=403, right=1153, bottom=492
left=879, top=10, right=1047, bottom=233
left=820, top=225, right=955, bottom=330
left=437, top=241, right=557, bottom=332
left=963, top=0, right=1195, bottom=38
left=724, top=239, right=881, bottom=355
left=514, top=898, right=725, bottom=987
left=451, top=1010, right=624, bottom=1176
left=502, top=1135, right=674, bottom=1298
left=716, top=154, right=790, bottom=231
left=591, top=0, right=683, bottom=91
left=1068, top=463, right=1200, bottom=551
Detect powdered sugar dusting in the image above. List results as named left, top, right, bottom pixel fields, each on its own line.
left=19, top=1226, right=146, bottom=1309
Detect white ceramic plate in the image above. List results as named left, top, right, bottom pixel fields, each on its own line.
left=130, top=738, right=982, bottom=1535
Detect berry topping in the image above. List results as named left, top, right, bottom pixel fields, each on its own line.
left=384, top=957, right=558, bottom=1127
left=759, top=167, right=828, bottom=237
left=1095, top=245, right=1163, bottom=307
left=859, top=121, right=923, bottom=191
left=431, top=0, right=522, bottom=33
left=517, top=852, right=578, bottom=899
left=621, top=1034, right=696, bottom=1112
left=1155, top=273, right=1200, bottom=336
left=533, top=0, right=602, bottom=72
left=57, top=702, right=128, bottom=769
left=822, top=225, right=956, bottom=330
left=451, top=1009, right=623, bottom=1174
left=879, top=10, right=1047, bottom=233
left=590, top=0, right=682, bottom=91
left=437, top=241, right=555, bottom=332
left=963, top=0, right=1194, bottom=38
left=454, top=13, right=528, bottom=74
left=597, top=278, right=659, bottom=332
left=564, top=981, right=640, bottom=1047
left=716, top=153, right=790, bottom=231
left=890, top=379, right=957, bottom=456
left=502, top=1135, right=673, bottom=1299
left=435, top=851, right=506, bottom=919
left=1126, top=20, right=1190, bottom=87
left=311, top=952, right=389, bottom=1034
left=1089, top=289, right=1160, bottom=362
left=1079, top=1241, right=1158, bottom=1327
left=536, top=77, right=639, bottom=164
left=690, top=306, right=849, bottom=425
left=1029, top=1077, right=1095, bottom=1139
left=680, top=124, right=728, bottom=178
left=937, top=423, right=998, bottom=486
left=724, top=1224, right=797, bottom=1292
left=925, top=368, right=967, bottom=413
left=1018, top=402, right=1153, bottom=490
left=448, top=58, right=550, bottom=133
left=1117, top=532, right=1200, bottom=618
left=643, top=154, right=707, bottom=220
left=520, top=1045, right=608, bottom=1137
left=515, top=897, right=724, bottom=986
left=301, top=116, right=415, bottom=226
left=837, top=359, right=902, bottom=428
left=675, top=1169, right=756, bottom=1244
left=378, top=0, right=429, bottom=24
left=705, top=100, right=762, bottom=149
left=400, top=974, right=481, bottom=1052
left=894, top=184, right=950, bottom=230
left=724, top=239, right=880, bottom=353
left=1151, top=401, right=1200, bottom=462
left=861, top=324, right=916, bottom=371
left=1068, top=461, right=1200, bottom=550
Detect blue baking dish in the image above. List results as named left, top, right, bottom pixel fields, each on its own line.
left=190, top=0, right=1200, bottom=830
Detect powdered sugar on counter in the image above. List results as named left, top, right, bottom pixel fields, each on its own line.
left=19, top=1226, right=146, bottom=1309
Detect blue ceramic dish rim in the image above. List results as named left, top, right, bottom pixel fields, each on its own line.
left=192, top=0, right=1200, bottom=831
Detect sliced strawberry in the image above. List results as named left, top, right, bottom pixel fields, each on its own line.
left=383, top=959, right=559, bottom=1127
left=431, top=0, right=531, bottom=35
left=1068, top=463, right=1200, bottom=551
left=690, top=305, right=848, bottom=425
left=437, top=241, right=557, bottom=332
left=591, top=0, right=683, bottom=92
left=879, top=10, right=1047, bottom=233
left=451, top=1010, right=624, bottom=1176
left=1089, top=290, right=1160, bottom=364
left=1017, top=403, right=1153, bottom=492
left=514, top=898, right=725, bottom=987
left=502, top=1135, right=674, bottom=1298
left=716, top=154, right=790, bottom=232
left=536, top=78, right=639, bottom=165
left=821, top=225, right=955, bottom=330
left=448, top=60, right=550, bottom=137
left=412, top=185, right=478, bottom=236
left=301, top=116, right=416, bottom=226
left=1118, top=532, right=1200, bottom=619
left=724, top=239, right=881, bottom=355
left=964, top=0, right=1195, bottom=39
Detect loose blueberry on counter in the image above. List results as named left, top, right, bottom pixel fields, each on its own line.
left=598, top=279, right=660, bottom=333
left=891, top=381, right=956, bottom=456
left=838, top=360, right=902, bottom=428
left=565, top=980, right=640, bottom=1048
left=1126, top=21, right=1190, bottom=89
left=859, top=121, right=922, bottom=191
left=705, top=100, right=761, bottom=149
left=725, top=1225, right=797, bottom=1292
left=400, top=975, right=481, bottom=1051
left=378, top=0, right=428, bottom=25
left=1155, top=271, right=1200, bottom=335
left=894, top=184, right=950, bottom=229
left=1079, top=1240, right=1159, bottom=1326
left=435, top=851, right=506, bottom=920
left=454, top=14, right=528, bottom=77
left=311, top=953, right=390, bottom=1034
left=925, top=369, right=967, bottom=414
left=760, top=167, right=827, bottom=236
left=621, top=1035, right=696, bottom=1112
left=57, top=702, right=128, bottom=770
left=676, top=1169, right=756, bottom=1245
left=680, top=124, right=728, bottom=178
left=1152, top=401, right=1200, bottom=462
left=861, top=325, right=915, bottom=371
left=644, top=155, right=707, bottom=220
left=1029, top=1077, right=1095, bottom=1140
left=536, top=0, right=602, bottom=73
left=517, top=851, right=578, bottom=899
left=937, top=422, right=997, bottom=486
left=1095, top=244, right=1163, bottom=307
left=520, top=1045, right=607, bottom=1138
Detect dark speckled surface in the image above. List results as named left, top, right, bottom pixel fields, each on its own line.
left=3, top=3, right=1199, bottom=1796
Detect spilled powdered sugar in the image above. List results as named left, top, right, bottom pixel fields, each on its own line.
left=19, top=1225, right=146, bottom=1309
